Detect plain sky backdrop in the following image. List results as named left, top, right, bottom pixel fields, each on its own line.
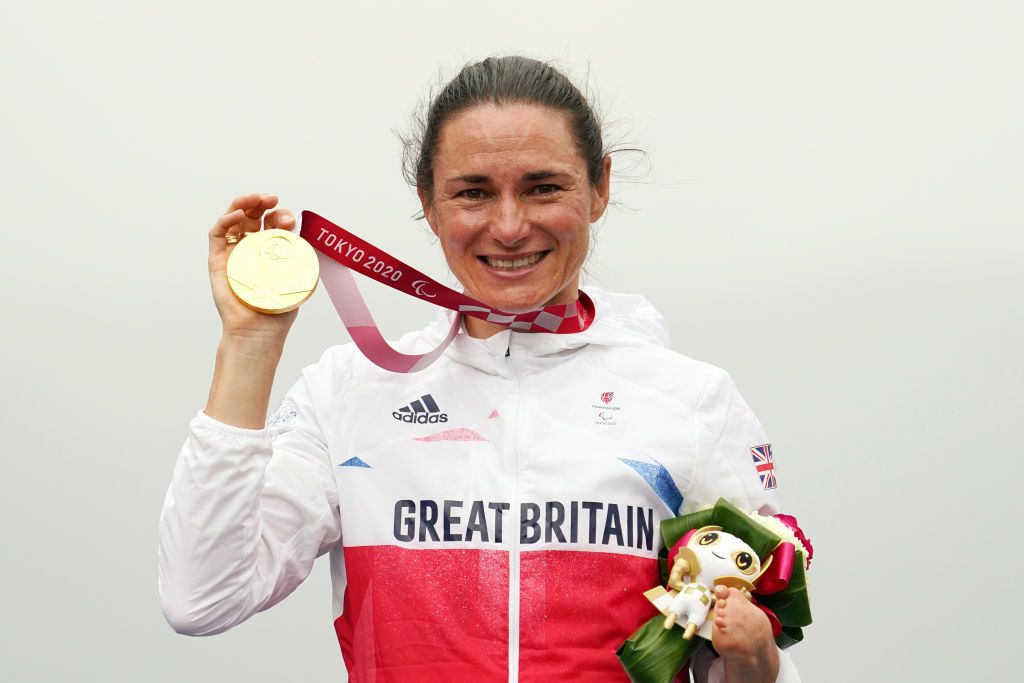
left=2, top=1, right=1021, bottom=681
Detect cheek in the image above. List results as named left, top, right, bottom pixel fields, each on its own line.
left=438, top=233, right=468, bottom=267
left=437, top=205, right=488, bottom=238
left=533, top=202, right=590, bottom=242
left=434, top=209, right=467, bottom=240
left=706, top=556, right=736, bottom=579
left=562, top=218, right=591, bottom=264
left=437, top=224, right=481, bottom=271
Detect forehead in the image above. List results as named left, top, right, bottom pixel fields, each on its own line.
left=434, top=103, right=582, bottom=175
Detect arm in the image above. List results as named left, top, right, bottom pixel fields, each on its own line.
left=687, top=369, right=798, bottom=683
left=157, top=194, right=341, bottom=635
left=685, top=368, right=780, bottom=516
left=158, top=356, right=343, bottom=635
left=692, top=647, right=801, bottom=683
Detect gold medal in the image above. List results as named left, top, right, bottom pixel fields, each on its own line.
left=226, top=229, right=319, bottom=314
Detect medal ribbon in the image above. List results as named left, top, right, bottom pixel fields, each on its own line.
left=299, top=211, right=595, bottom=373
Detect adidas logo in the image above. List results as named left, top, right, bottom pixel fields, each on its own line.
left=392, top=393, right=449, bottom=424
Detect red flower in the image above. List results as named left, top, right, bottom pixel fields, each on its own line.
left=773, top=513, right=814, bottom=568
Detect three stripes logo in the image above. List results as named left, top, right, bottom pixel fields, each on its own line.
left=392, top=394, right=449, bottom=424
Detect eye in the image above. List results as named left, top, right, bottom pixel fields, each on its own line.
left=697, top=532, right=719, bottom=546
left=530, top=183, right=560, bottom=195
left=732, top=551, right=757, bottom=575
left=457, top=188, right=486, bottom=200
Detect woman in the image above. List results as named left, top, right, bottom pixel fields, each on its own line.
left=159, top=56, right=799, bottom=682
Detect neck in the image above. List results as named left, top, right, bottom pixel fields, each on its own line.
left=464, top=315, right=507, bottom=339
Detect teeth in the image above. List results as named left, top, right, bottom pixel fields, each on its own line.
left=486, top=253, right=544, bottom=270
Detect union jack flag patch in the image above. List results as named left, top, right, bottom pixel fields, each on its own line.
left=751, top=444, right=777, bottom=490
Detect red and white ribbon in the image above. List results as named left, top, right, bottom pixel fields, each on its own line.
left=300, top=211, right=595, bottom=373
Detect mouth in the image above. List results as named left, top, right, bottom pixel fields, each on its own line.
left=479, top=250, right=550, bottom=272
left=712, top=552, right=725, bottom=560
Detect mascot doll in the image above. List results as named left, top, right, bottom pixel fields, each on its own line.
left=617, top=498, right=813, bottom=683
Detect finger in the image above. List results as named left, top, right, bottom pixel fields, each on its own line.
left=242, top=194, right=279, bottom=221
left=264, top=208, right=296, bottom=230
left=225, top=192, right=266, bottom=213
left=241, top=195, right=278, bottom=233
left=209, top=209, right=247, bottom=240
left=226, top=193, right=279, bottom=232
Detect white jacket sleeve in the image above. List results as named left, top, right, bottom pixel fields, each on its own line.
left=691, top=647, right=801, bottom=683
left=158, top=365, right=342, bottom=636
left=686, top=368, right=799, bottom=683
left=684, top=368, right=781, bottom=516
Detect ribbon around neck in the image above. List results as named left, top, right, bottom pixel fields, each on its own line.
left=299, top=211, right=595, bottom=373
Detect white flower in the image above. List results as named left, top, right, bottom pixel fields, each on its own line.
left=746, top=510, right=810, bottom=559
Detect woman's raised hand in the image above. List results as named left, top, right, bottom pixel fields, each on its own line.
left=204, top=193, right=301, bottom=428
left=208, top=193, right=299, bottom=349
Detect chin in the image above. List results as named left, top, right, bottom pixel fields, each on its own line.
left=474, top=286, right=569, bottom=313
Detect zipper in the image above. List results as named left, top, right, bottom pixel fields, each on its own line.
left=506, top=337, right=522, bottom=682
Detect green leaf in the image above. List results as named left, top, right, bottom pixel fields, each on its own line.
left=757, top=550, right=812, bottom=627
left=775, top=626, right=804, bottom=649
left=617, top=615, right=704, bottom=683
left=660, top=508, right=715, bottom=551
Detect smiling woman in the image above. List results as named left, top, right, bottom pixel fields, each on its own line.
left=422, top=103, right=610, bottom=329
left=159, top=55, right=800, bottom=683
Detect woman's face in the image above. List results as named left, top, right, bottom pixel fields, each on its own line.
left=420, top=103, right=611, bottom=312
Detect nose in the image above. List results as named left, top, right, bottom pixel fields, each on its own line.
left=488, top=195, right=530, bottom=247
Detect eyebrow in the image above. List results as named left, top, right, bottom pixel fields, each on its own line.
left=450, top=170, right=572, bottom=184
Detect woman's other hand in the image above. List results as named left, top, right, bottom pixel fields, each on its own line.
left=712, top=585, right=780, bottom=683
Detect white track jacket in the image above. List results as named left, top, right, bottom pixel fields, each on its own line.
left=159, top=288, right=800, bottom=682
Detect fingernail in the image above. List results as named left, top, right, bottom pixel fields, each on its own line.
left=282, top=215, right=294, bottom=224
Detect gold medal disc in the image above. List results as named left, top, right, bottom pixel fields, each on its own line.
left=226, top=229, right=319, bottom=314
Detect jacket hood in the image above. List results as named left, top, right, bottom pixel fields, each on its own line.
left=402, top=287, right=671, bottom=376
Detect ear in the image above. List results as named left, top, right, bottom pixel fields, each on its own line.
left=589, top=155, right=612, bottom=222
left=418, top=187, right=439, bottom=237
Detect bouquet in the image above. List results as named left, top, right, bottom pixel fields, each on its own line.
left=616, top=498, right=813, bottom=682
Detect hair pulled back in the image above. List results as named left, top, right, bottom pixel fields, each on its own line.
left=403, top=56, right=606, bottom=199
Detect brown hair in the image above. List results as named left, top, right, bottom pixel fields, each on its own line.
left=402, top=56, right=606, bottom=200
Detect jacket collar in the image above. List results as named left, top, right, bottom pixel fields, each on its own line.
left=414, top=287, right=672, bottom=376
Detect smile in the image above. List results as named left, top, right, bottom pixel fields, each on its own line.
left=712, top=552, right=725, bottom=559
left=480, top=251, right=549, bottom=271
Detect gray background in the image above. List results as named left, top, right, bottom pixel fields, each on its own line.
left=3, top=1, right=1021, bottom=681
